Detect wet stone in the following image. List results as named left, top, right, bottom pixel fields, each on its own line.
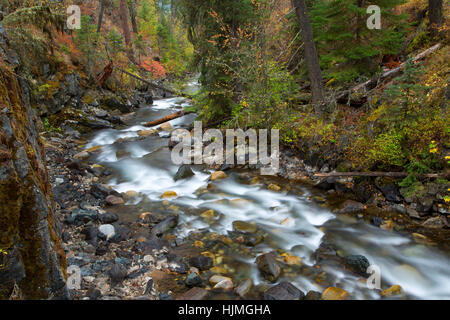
left=176, top=287, right=209, bottom=300
left=337, top=200, right=365, bottom=214
left=232, top=220, right=258, bottom=234
left=264, top=282, right=305, bottom=300
left=346, top=255, right=370, bottom=277
left=174, top=164, right=195, bottom=181
left=185, top=273, right=203, bottom=287
left=321, top=287, right=349, bottom=300
left=305, top=290, right=322, bottom=300
left=189, top=256, right=213, bottom=271
left=98, top=212, right=119, bottom=224
left=256, top=252, right=281, bottom=283
left=235, top=279, right=253, bottom=298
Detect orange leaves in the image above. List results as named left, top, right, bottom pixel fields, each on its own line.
left=140, top=57, right=166, bottom=79
left=55, top=32, right=80, bottom=56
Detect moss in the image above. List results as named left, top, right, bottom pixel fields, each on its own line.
left=0, top=64, right=66, bottom=299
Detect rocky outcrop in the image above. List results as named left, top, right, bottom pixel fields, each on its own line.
left=0, top=25, right=69, bottom=299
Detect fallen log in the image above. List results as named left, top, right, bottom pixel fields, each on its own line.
left=335, top=43, right=441, bottom=105
left=144, top=110, right=195, bottom=127
left=115, top=67, right=193, bottom=99
left=314, top=171, right=448, bottom=179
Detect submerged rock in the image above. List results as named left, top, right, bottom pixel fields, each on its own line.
left=235, top=279, right=253, bottom=298
left=256, top=252, right=281, bottom=282
left=176, top=287, right=209, bottom=300
left=151, top=216, right=178, bottom=237
left=185, top=273, right=202, bottom=287
left=232, top=220, right=258, bottom=234
left=189, top=256, right=213, bottom=271
left=380, top=285, right=403, bottom=297
left=264, top=282, right=305, bottom=300
left=337, top=200, right=365, bottom=214
left=321, top=287, right=349, bottom=300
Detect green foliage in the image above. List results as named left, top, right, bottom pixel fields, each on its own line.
left=74, top=15, right=100, bottom=77
left=179, top=0, right=273, bottom=123
left=107, top=28, right=125, bottom=54
left=309, top=0, right=410, bottom=84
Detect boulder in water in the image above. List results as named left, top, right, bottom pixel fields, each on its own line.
left=256, top=252, right=281, bottom=282
left=174, top=164, right=195, bottom=181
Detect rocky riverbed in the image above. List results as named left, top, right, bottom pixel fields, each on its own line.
left=41, top=93, right=450, bottom=300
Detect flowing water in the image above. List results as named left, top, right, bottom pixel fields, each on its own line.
left=84, top=85, right=450, bottom=300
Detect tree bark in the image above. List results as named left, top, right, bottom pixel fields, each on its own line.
left=292, top=0, right=325, bottom=113
left=119, top=0, right=134, bottom=61
left=429, top=0, right=443, bottom=37
left=97, top=0, right=105, bottom=33
left=128, top=0, right=139, bottom=34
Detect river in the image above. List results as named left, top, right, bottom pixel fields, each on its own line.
left=83, top=84, right=450, bottom=300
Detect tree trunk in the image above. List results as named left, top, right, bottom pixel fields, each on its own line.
left=292, top=0, right=325, bottom=113
left=128, top=0, right=139, bottom=34
left=97, top=0, right=105, bottom=33
left=429, top=0, right=443, bottom=37
left=119, top=0, right=134, bottom=61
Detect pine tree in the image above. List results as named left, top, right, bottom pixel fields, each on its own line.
left=310, top=0, right=409, bottom=83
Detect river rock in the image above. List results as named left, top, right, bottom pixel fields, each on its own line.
left=210, top=171, right=227, bottom=181
left=105, top=195, right=125, bottom=206
left=209, top=275, right=232, bottom=286
left=305, top=290, right=322, bottom=300
left=74, top=151, right=89, bottom=160
left=159, top=122, right=173, bottom=131
left=213, top=279, right=233, bottom=290
left=109, top=263, right=128, bottom=284
left=138, top=129, right=157, bottom=137
left=161, top=191, right=178, bottom=199
left=422, top=216, right=445, bottom=228
left=232, top=220, right=258, bottom=234
left=256, top=252, right=281, bottom=282
left=151, top=215, right=178, bottom=237
left=176, top=287, right=209, bottom=300
left=264, top=282, right=305, bottom=300
left=337, top=200, right=365, bottom=214
left=235, top=279, right=253, bottom=298
left=90, top=183, right=117, bottom=199
left=267, top=183, right=281, bottom=191
left=321, top=287, right=349, bottom=300
left=185, top=272, right=203, bottom=287
left=98, top=212, right=119, bottom=224
left=345, top=255, right=370, bottom=276
left=98, top=224, right=115, bottom=240
left=189, top=256, right=213, bottom=271
left=380, top=285, right=403, bottom=297
left=174, top=164, right=195, bottom=181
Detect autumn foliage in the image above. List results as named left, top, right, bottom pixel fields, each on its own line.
left=140, top=57, right=166, bottom=79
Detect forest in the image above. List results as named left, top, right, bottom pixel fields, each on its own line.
left=0, top=0, right=449, bottom=302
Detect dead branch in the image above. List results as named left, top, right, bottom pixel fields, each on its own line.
left=335, top=43, right=441, bottom=105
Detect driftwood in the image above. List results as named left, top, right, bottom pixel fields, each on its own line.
left=314, top=172, right=448, bottom=179
left=114, top=67, right=192, bottom=99
left=336, top=43, right=442, bottom=105
left=144, top=110, right=194, bottom=127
